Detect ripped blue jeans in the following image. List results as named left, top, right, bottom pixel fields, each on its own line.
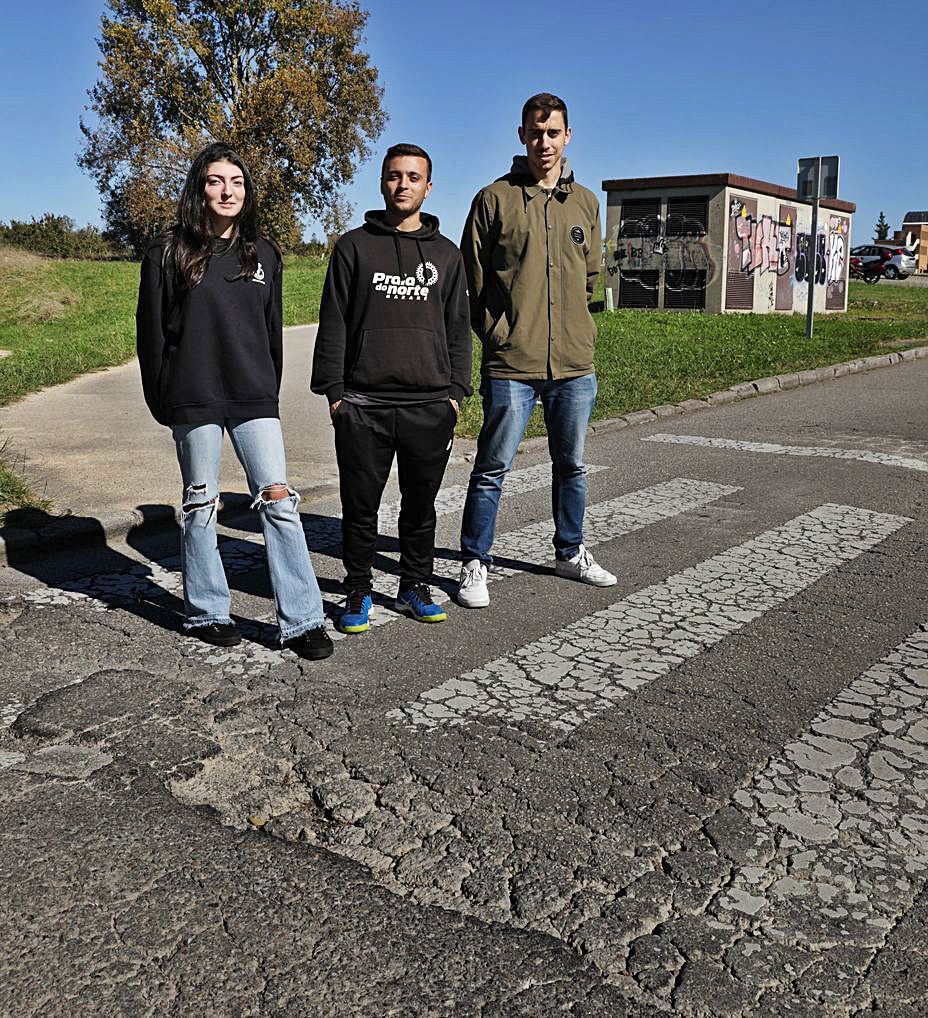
left=172, top=417, right=324, bottom=641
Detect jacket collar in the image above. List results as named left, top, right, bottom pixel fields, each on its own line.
left=507, top=155, right=575, bottom=200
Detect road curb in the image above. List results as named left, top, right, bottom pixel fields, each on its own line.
left=3, top=343, right=927, bottom=566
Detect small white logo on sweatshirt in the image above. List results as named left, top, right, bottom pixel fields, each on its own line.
left=252, top=262, right=266, bottom=284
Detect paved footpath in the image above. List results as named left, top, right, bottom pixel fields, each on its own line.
left=0, top=325, right=341, bottom=519
left=1, top=355, right=928, bottom=1015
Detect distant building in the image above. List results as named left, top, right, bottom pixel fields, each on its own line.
left=602, top=173, right=856, bottom=313
left=891, top=212, right=928, bottom=273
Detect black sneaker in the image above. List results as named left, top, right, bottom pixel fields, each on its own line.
left=189, top=622, right=241, bottom=647
left=284, top=625, right=334, bottom=660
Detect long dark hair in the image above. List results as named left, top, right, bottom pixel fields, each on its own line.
left=163, top=142, right=260, bottom=289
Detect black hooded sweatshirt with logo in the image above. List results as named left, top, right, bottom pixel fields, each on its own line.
left=311, top=211, right=472, bottom=405
left=136, top=236, right=283, bottom=426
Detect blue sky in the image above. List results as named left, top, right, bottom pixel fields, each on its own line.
left=1, top=0, right=923, bottom=247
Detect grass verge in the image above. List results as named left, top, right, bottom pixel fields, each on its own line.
left=455, top=281, right=928, bottom=438
left=282, top=255, right=327, bottom=326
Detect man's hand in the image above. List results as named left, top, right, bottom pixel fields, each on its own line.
left=329, top=400, right=342, bottom=416
left=450, top=398, right=459, bottom=415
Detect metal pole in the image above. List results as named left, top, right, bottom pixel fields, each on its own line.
left=805, top=157, right=821, bottom=339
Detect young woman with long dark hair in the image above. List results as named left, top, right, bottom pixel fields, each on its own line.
left=136, top=142, right=332, bottom=659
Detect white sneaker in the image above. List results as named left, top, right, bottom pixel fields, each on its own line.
left=555, top=545, right=617, bottom=587
left=458, top=559, right=490, bottom=608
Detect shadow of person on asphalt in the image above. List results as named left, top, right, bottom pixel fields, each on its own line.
left=2, top=505, right=189, bottom=633
left=123, top=497, right=349, bottom=647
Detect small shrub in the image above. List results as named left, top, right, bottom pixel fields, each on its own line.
left=0, top=214, right=119, bottom=260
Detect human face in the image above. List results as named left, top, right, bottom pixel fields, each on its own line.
left=518, top=109, right=571, bottom=185
left=204, top=160, right=246, bottom=235
left=381, top=156, right=432, bottom=227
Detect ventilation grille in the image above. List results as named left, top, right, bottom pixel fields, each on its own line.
left=725, top=271, right=754, bottom=310
left=665, top=196, right=709, bottom=237
left=618, top=271, right=660, bottom=308
left=619, top=199, right=661, bottom=238
left=664, top=271, right=707, bottom=310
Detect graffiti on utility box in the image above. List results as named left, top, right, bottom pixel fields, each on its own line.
left=729, top=198, right=794, bottom=277
left=825, top=215, right=849, bottom=310
left=794, top=232, right=826, bottom=285
left=610, top=214, right=718, bottom=291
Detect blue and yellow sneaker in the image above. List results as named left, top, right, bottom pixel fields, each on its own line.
left=339, top=590, right=373, bottom=633
left=395, top=583, right=446, bottom=623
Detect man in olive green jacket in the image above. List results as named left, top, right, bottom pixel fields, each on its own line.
left=457, top=92, right=616, bottom=609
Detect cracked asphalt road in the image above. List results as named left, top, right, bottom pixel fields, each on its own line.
left=2, top=358, right=927, bottom=1016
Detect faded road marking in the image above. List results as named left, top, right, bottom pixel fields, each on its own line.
left=642, top=432, right=928, bottom=473
left=377, top=462, right=608, bottom=530
left=1, top=701, right=25, bottom=730
left=626, top=624, right=928, bottom=1012
left=326, top=478, right=740, bottom=641
left=716, top=624, right=928, bottom=938
left=389, top=504, right=910, bottom=733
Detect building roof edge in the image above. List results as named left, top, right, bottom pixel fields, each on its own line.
left=601, top=172, right=856, bottom=213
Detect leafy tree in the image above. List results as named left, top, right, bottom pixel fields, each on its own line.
left=78, top=0, right=386, bottom=252
left=874, top=211, right=890, bottom=241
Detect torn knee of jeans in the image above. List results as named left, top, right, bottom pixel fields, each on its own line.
left=182, top=482, right=218, bottom=515
left=251, top=482, right=300, bottom=511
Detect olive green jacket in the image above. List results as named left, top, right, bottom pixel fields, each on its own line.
left=460, top=157, right=601, bottom=380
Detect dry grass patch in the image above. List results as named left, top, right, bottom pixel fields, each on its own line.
left=0, top=248, right=81, bottom=324
left=0, top=246, right=47, bottom=272
left=19, top=291, right=81, bottom=323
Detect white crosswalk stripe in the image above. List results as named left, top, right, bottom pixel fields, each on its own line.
left=612, top=623, right=928, bottom=1009
left=714, top=624, right=928, bottom=940
left=388, top=504, right=910, bottom=733
left=643, top=432, right=928, bottom=473
left=375, top=462, right=608, bottom=530
left=332, top=478, right=740, bottom=639
left=0, top=701, right=27, bottom=769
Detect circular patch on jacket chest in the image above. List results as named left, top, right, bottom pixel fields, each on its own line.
left=570, top=225, right=586, bottom=246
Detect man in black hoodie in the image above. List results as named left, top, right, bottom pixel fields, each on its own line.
left=312, top=143, right=472, bottom=633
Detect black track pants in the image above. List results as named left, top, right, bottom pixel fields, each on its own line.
left=333, top=400, right=456, bottom=592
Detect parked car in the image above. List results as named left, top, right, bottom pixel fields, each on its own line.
left=850, top=244, right=917, bottom=279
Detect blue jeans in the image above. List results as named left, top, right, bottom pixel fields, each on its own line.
left=172, top=417, right=325, bottom=641
left=460, top=374, right=597, bottom=565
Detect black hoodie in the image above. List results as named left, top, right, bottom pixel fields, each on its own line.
left=311, top=211, right=472, bottom=405
left=136, top=237, right=283, bottom=426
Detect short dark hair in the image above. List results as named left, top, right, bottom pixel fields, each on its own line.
left=381, top=143, right=432, bottom=182
left=521, top=92, right=569, bottom=131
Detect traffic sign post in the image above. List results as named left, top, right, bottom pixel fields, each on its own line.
left=798, top=156, right=839, bottom=339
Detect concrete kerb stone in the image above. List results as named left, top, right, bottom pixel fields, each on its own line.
left=621, top=408, right=659, bottom=427
left=3, top=342, right=927, bottom=566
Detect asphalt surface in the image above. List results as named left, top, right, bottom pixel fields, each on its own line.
left=2, top=356, right=928, bottom=1015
